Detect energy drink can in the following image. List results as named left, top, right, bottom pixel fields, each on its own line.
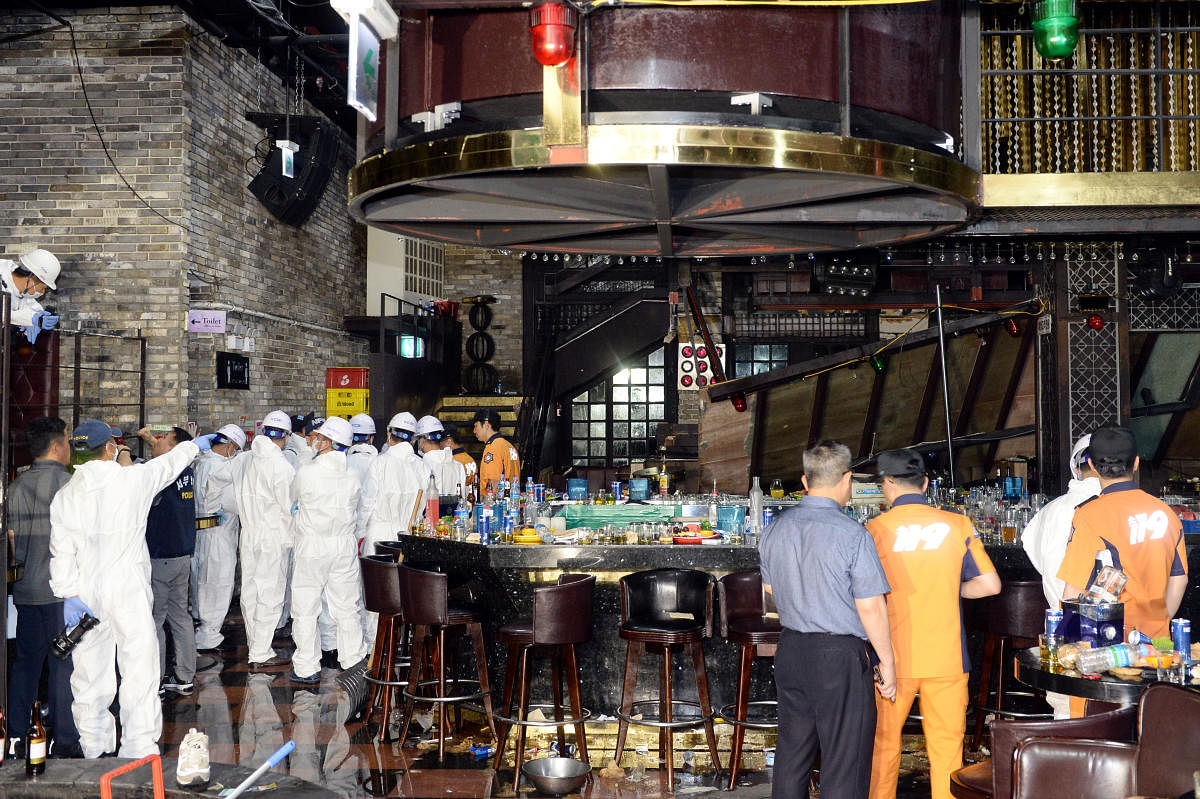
left=762, top=507, right=774, bottom=528
left=611, top=481, right=623, bottom=501
left=534, top=483, right=546, bottom=503
left=1172, top=617, right=1191, bottom=656
left=1045, top=608, right=1063, bottom=637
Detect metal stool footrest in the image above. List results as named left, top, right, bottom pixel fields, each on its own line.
left=402, top=678, right=486, bottom=705
left=978, top=706, right=1054, bottom=720
left=718, top=700, right=779, bottom=730
left=615, top=699, right=714, bottom=729
left=364, top=658, right=412, bottom=687
left=492, top=702, right=592, bottom=728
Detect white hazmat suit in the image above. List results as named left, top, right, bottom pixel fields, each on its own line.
left=422, top=446, right=467, bottom=497
left=192, top=448, right=248, bottom=649
left=49, top=440, right=200, bottom=758
left=0, top=257, right=52, bottom=327
left=346, top=441, right=377, bottom=486
left=290, top=449, right=368, bottom=678
left=235, top=434, right=296, bottom=664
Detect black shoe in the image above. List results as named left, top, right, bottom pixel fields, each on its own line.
left=164, top=674, right=194, bottom=695
left=288, top=669, right=320, bottom=685
left=248, top=655, right=290, bottom=671
left=49, top=740, right=84, bottom=759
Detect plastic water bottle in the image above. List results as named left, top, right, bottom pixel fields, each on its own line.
left=747, top=476, right=764, bottom=545
left=708, top=480, right=719, bottom=529
left=1075, top=642, right=1155, bottom=674
left=453, top=493, right=470, bottom=541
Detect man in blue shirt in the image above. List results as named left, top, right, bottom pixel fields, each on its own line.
left=759, top=440, right=896, bottom=799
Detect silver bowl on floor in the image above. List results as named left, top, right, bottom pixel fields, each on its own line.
left=521, top=757, right=592, bottom=796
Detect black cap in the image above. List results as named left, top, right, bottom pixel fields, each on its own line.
left=875, top=448, right=926, bottom=479
left=1087, top=425, right=1137, bottom=464
left=472, top=409, right=501, bottom=428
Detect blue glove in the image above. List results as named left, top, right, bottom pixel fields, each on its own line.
left=196, top=434, right=217, bottom=452
left=33, top=310, right=59, bottom=330
left=216, top=510, right=228, bottom=525
left=64, top=597, right=92, bottom=628
left=20, top=324, right=40, bottom=344
left=290, top=500, right=299, bottom=516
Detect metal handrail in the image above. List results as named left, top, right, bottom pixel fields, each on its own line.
left=377, top=292, right=433, bottom=357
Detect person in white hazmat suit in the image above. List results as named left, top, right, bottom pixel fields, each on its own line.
left=235, top=411, right=296, bottom=668
left=415, top=415, right=466, bottom=498
left=192, top=423, right=248, bottom=650
left=48, top=419, right=200, bottom=758
left=346, top=413, right=378, bottom=485
left=1020, top=434, right=1101, bottom=718
left=1, top=247, right=61, bottom=343
left=283, top=414, right=322, bottom=470
left=288, top=417, right=368, bottom=683
left=356, top=413, right=431, bottom=640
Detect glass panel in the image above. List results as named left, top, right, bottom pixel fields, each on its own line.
left=590, top=441, right=607, bottom=456
left=649, top=386, right=665, bottom=403
left=590, top=404, right=607, bottom=420
left=631, top=440, right=648, bottom=458
left=648, top=368, right=664, bottom=384
left=753, top=362, right=769, bottom=375
left=648, top=347, right=664, bottom=366
left=754, top=344, right=770, bottom=360
left=630, top=386, right=646, bottom=403
left=589, top=458, right=605, bottom=467
left=736, top=344, right=752, bottom=360
left=735, top=362, right=751, bottom=378
left=589, top=384, right=607, bottom=402
left=631, top=405, right=647, bottom=420
left=613, top=369, right=630, bottom=384
left=572, top=423, right=588, bottom=438
left=630, top=368, right=647, bottom=384
left=572, top=441, right=587, bottom=456
left=613, top=457, right=629, bottom=466
left=649, top=403, right=664, bottom=419
left=613, top=440, right=629, bottom=457
left=631, top=422, right=646, bottom=438
left=612, top=386, right=628, bottom=403
left=589, top=422, right=606, bottom=437
left=574, top=392, right=588, bottom=404
left=772, top=344, right=788, bottom=360
left=613, top=422, right=629, bottom=438
left=573, top=405, right=588, bottom=420
left=613, top=405, right=629, bottom=420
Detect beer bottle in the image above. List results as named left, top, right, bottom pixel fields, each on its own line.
left=25, top=702, right=45, bottom=776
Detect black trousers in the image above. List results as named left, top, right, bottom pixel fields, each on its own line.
left=8, top=602, right=78, bottom=746
left=773, top=630, right=877, bottom=799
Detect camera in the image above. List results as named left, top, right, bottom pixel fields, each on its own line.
left=50, top=614, right=100, bottom=660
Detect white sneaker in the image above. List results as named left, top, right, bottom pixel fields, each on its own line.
left=176, top=727, right=210, bottom=787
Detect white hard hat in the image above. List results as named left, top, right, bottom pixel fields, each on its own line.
left=18, top=248, right=60, bottom=290
left=350, top=413, right=376, bottom=435
left=216, top=423, right=247, bottom=449
left=316, top=416, right=353, bottom=448
left=415, top=415, right=445, bottom=438
left=263, top=410, right=292, bottom=432
left=387, top=412, right=417, bottom=433
left=1069, top=434, right=1092, bottom=481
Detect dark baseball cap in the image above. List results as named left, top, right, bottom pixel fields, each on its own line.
left=472, top=409, right=501, bottom=428
left=304, top=415, right=326, bottom=435
left=71, top=419, right=113, bottom=450
left=875, top=448, right=927, bottom=479
left=1087, top=425, right=1137, bottom=464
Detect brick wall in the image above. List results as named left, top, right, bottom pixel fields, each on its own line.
left=442, top=244, right=523, bottom=394
left=0, top=6, right=367, bottom=434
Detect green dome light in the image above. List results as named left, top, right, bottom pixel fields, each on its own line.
left=1032, top=0, right=1079, bottom=61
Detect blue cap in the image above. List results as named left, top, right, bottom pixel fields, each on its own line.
left=72, top=419, right=113, bottom=450
left=304, top=415, right=326, bottom=435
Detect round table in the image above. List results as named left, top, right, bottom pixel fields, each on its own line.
left=1014, top=647, right=1148, bottom=705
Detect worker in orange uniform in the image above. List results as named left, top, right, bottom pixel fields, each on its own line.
left=472, top=409, right=520, bottom=493
left=866, top=449, right=1001, bottom=799
left=1058, top=425, right=1187, bottom=640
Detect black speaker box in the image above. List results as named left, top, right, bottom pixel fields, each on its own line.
left=245, top=113, right=338, bottom=227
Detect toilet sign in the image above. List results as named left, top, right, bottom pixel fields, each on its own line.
left=187, top=310, right=227, bottom=333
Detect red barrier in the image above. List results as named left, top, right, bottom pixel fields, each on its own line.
left=99, top=753, right=165, bottom=799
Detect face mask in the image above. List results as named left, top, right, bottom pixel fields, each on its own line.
left=25, top=289, right=44, bottom=300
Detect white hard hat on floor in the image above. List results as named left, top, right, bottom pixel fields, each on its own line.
left=18, top=248, right=60, bottom=290
left=350, top=413, right=376, bottom=435
left=415, top=415, right=445, bottom=438
left=263, top=410, right=292, bottom=432
left=216, top=424, right=246, bottom=449
left=387, top=412, right=417, bottom=433
left=316, top=416, right=353, bottom=448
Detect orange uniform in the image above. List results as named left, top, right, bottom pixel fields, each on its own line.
left=1057, top=481, right=1186, bottom=638
left=451, top=447, right=478, bottom=490
left=867, top=496, right=997, bottom=799
left=479, top=434, right=520, bottom=493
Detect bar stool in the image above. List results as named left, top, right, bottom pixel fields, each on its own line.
left=718, top=570, right=781, bottom=790
left=360, top=554, right=410, bottom=742
left=970, top=580, right=1050, bottom=750
left=395, top=564, right=498, bottom=761
left=492, top=574, right=595, bottom=787
left=614, top=568, right=722, bottom=789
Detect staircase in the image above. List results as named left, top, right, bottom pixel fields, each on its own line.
left=434, top=395, right=523, bottom=463
left=552, top=288, right=670, bottom=397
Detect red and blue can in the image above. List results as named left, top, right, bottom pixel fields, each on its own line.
left=762, top=507, right=774, bottom=528
left=611, top=481, right=623, bottom=501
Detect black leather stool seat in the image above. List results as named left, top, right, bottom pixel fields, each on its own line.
left=497, top=619, right=534, bottom=640
left=621, top=616, right=705, bottom=636
left=727, top=616, right=782, bottom=643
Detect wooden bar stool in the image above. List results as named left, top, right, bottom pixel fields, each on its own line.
left=395, top=564, right=498, bottom=761
left=360, top=555, right=409, bottom=742
left=718, top=570, right=781, bottom=790
left=613, top=568, right=722, bottom=790
left=493, top=574, right=595, bottom=787
left=971, top=580, right=1050, bottom=750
